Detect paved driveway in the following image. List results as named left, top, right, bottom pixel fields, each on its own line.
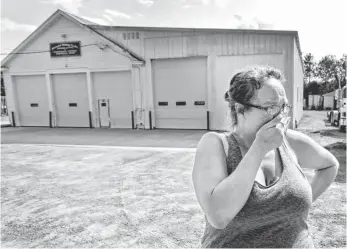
left=1, top=127, right=209, bottom=148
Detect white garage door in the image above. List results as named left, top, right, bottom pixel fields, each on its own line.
left=213, top=54, right=286, bottom=131
left=92, top=71, right=133, bottom=128
left=52, top=73, right=90, bottom=127
left=13, top=75, right=50, bottom=126
left=152, top=57, right=208, bottom=129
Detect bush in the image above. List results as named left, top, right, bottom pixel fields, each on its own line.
left=311, top=105, right=316, bottom=110
left=326, top=107, right=332, bottom=110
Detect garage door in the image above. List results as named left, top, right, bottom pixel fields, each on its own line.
left=52, top=73, right=89, bottom=127
left=13, top=75, right=50, bottom=126
left=213, top=54, right=286, bottom=131
left=152, top=57, right=208, bottom=129
left=92, top=71, right=133, bottom=128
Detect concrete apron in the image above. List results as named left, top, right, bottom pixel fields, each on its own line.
left=1, top=127, right=209, bottom=148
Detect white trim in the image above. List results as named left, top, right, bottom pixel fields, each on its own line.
left=90, top=67, right=131, bottom=72
left=47, top=68, right=89, bottom=74
left=10, top=75, right=20, bottom=127
left=216, top=52, right=284, bottom=57
left=146, top=59, right=155, bottom=128
left=131, top=67, right=137, bottom=113
left=86, top=71, right=94, bottom=126
left=207, top=54, right=215, bottom=112
left=139, top=66, right=147, bottom=128
left=9, top=68, right=131, bottom=75
left=1, top=10, right=143, bottom=67
left=1, top=11, right=60, bottom=67
left=9, top=72, right=46, bottom=76
left=45, top=73, right=53, bottom=112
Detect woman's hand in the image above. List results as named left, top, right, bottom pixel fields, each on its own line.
left=254, top=115, right=291, bottom=154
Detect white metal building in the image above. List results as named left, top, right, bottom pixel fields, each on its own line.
left=1, top=9, right=304, bottom=130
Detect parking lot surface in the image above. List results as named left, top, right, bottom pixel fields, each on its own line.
left=1, top=127, right=208, bottom=148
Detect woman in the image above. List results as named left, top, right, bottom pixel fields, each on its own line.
left=192, top=66, right=339, bottom=248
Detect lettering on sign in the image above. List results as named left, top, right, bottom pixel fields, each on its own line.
left=50, top=42, right=81, bottom=57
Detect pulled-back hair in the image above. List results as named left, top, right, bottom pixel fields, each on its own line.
left=224, top=65, right=286, bottom=127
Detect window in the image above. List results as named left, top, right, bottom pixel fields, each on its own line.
left=158, top=102, right=168, bottom=106
left=30, top=103, right=39, bottom=107
left=194, top=101, right=205, bottom=106
left=176, top=101, right=186, bottom=106
left=123, top=33, right=127, bottom=40
left=69, top=103, right=77, bottom=107
left=136, top=32, right=140, bottom=39
left=127, top=33, right=131, bottom=40
left=101, top=103, right=107, bottom=107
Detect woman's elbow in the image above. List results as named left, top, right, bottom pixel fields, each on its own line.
left=206, top=209, right=231, bottom=230
left=208, top=216, right=228, bottom=230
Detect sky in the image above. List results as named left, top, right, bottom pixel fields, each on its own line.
left=0, top=0, right=346, bottom=62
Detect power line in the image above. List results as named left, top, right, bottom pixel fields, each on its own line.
left=0, top=44, right=97, bottom=56
left=0, top=43, right=139, bottom=62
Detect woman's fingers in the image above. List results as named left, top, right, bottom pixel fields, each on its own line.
left=283, top=117, right=291, bottom=135
left=263, top=115, right=283, bottom=130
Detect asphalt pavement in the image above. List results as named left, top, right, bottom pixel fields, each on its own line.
left=1, top=127, right=208, bottom=148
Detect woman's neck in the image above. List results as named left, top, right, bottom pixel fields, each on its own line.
left=233, top=127, right=256, bottom=150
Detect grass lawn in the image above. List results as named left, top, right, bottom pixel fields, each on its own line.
left=1, top=110, right=346, bottom=248
left=1, top=145, right=203, bottom=248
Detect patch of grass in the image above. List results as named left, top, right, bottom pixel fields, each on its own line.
left=1, top=145, right=204, bottom=248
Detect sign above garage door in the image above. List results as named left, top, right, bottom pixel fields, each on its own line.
left=50, top=41, right=81, bottom=57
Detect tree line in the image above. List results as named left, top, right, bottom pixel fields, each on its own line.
left=303, top=54, right=346, bottom=98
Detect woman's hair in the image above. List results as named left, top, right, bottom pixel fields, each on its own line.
left=224, top=65, right=286, bottom=127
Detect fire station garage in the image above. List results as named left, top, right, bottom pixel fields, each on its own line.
left=1, top=9, right=304, bottom=131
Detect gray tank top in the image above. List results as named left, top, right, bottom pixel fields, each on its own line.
left=201, top=132, right=315, bottom=248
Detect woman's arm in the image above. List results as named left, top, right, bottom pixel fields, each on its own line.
left=285, top=129, right=340, bottom=202
left=192, top=132, right=266, bottom=229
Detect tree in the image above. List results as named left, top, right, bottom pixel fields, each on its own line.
left=339, top=54, right=347, bottom=87
left=303, top=53, right=317, bottom=84
left=316, top=55, right=346, bottom=94
left=306, top=80, right=322, bottom=95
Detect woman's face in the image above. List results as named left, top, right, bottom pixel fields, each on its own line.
left=239, top=78, right=288, bottom=134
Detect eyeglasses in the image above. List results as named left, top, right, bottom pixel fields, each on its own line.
left=239, top=102, right=292, bottom=116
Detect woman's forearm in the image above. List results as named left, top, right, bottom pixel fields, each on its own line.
left=310, top=165, right=339, bottom=203
left=210, top=144, right=267, bottom=228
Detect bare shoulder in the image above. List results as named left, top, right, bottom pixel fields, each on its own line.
left=196, top=131, right=223, bottom=149
left=199, top=131, right=223, bottom=140
left=194, top=131, right=227, bottom=170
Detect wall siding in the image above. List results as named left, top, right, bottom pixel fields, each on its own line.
left=143, top=32, right=288, bottom=59
left=293, top=39, right=304, bottom=125
left=7, top=16, right=131, bottom=73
